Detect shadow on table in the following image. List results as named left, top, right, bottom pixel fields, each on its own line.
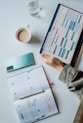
left=30, top=34, right=41, bottom=44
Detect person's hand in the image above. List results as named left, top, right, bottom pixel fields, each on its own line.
left=39, top=53, right=65, bottom=71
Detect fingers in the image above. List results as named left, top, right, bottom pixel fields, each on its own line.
left=39, top=54, right=48, bottom=63
left=39, top=53, right=53, bottom=60
left=39, top=53, right=55, bottom=66
left=39, top=54, right=49, bottom=58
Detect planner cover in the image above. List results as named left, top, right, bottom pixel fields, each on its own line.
left=8, top=66, right=59, bottom=123
left=40, top=4, right=83, bottom=66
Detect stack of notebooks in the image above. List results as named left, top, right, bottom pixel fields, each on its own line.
left=40, top=4, right=83, bottom=66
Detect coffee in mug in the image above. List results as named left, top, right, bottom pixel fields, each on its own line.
left=16, top=27, right=31, bottom=43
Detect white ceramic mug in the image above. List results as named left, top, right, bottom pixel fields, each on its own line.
left=16, top=27, right=31, bottom=43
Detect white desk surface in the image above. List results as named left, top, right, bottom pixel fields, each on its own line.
left=0, top=0, right=83, bottom=123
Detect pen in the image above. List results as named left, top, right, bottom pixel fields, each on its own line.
left=19, top=90, right=45, bottom=99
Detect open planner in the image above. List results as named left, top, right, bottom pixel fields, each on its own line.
left=40, top=4, right=83, bottom=66
left=8, top=66, right=59, bottom=123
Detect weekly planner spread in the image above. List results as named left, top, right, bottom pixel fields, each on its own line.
left=8, top=66, right=59, bottom=123
left=40, top=4, right=83, bottom=65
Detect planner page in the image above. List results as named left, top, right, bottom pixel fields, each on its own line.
left=15, top=89, right=59, bottom=123
left=40, top=4, right=83, bottom=64
left=8, top=66, right=50, bottom=101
